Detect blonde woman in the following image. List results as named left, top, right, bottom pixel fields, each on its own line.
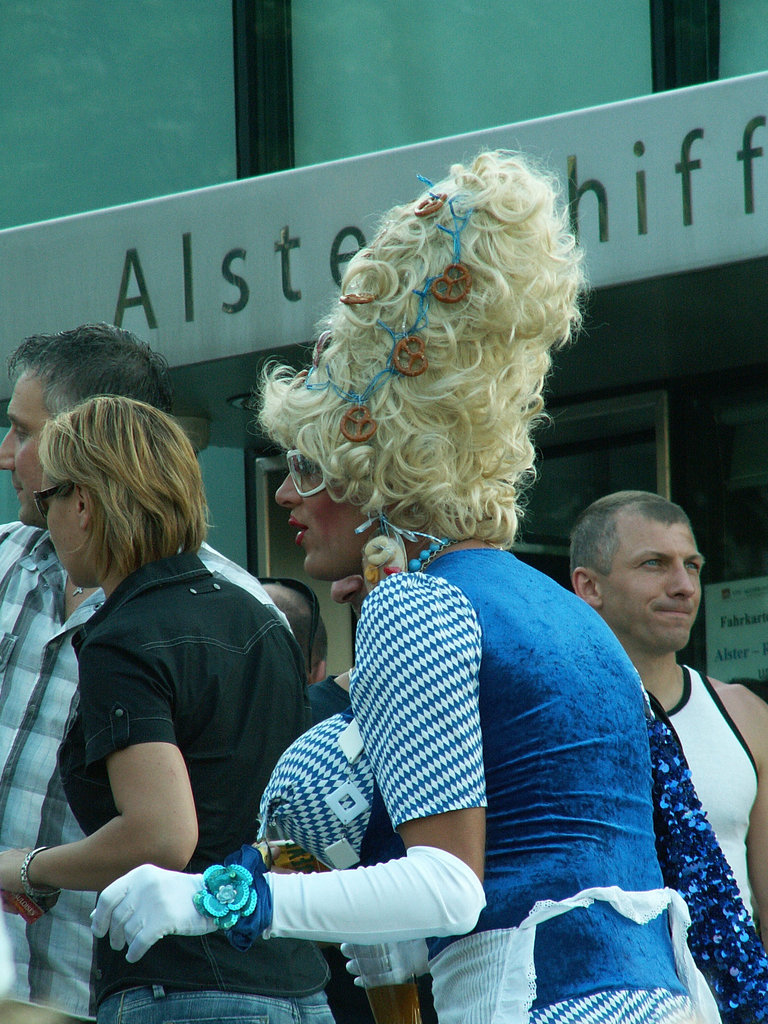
left=92, top=154, right=718, bottom=1022
left=0, top=396, right=331, bottom=1024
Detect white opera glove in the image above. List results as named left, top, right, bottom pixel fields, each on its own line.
left=91, top=866, right=214, bottom=963
left=268, top=845, right=485, bottom=943
left=340, top=938, right=430, bottom=987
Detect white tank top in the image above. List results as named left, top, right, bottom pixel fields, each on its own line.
left=669, top=666, right=757, bottom=915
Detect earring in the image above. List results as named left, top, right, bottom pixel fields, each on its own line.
left=361, top=534, right=407, bottom=593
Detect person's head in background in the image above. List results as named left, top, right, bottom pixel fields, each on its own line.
left=262, top=578, right=327, bottom=684
left=37, top=395, right=207, bottom=597
left=570, top=490, right=702, bottom=668
left=0, top=322, right=173, bottom=528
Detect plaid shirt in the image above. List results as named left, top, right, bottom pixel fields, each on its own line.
left=0, top=524, right=280, bottom=1019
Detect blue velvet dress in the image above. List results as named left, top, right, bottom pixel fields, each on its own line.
left=350, top=549, right=687, bottom=1009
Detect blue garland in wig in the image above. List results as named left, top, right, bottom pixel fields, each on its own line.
left=305, top=180, right=473, bottom=411
left=647, top=700, right=768, bottom=1020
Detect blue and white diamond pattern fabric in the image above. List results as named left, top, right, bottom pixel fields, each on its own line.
left=530, top=989, right=693, bottom=1023
left=258, top=712, right=375, bottom=867
left=352, top=572, right=486, bottom=828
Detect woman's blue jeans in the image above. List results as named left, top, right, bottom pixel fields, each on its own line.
left=97, top=984, right=335, bottom=1024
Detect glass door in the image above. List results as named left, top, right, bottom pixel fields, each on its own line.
left=515, top=390, right=670, bottom=588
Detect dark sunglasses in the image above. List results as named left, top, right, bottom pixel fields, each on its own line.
left=33, top=482, right=74, bottom=520
left=260, top=576, right=320, bottom=665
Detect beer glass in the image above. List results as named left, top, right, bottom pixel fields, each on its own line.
left=343, top=942, right=423, bottom=1024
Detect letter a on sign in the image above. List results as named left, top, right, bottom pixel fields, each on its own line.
left=114, top=248, right=158, bottom=329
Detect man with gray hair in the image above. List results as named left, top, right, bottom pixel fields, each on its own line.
left=570, top=490, right=768, bottom=941
left=0, top=324, right=326, bottom=1020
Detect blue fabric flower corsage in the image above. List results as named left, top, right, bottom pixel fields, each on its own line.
left=192, top=844, right=273, bottom=950
left=193, top=863, right=258, bottom=930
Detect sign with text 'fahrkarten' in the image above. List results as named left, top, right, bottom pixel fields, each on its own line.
left=705, top=575, right=768, bottom=682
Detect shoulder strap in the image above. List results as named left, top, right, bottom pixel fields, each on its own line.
left=702, top=675, right=757, bottom=778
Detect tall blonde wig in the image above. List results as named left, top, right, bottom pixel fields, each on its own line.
left=39, top=395, right=208, bottom=580
left=260, top=150, right=584, bottom=547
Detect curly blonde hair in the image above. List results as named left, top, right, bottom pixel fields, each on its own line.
left=260, top=150, right=584, bottom=547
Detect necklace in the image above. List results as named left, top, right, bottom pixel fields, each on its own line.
left=408, top=537, right=452, bottom=573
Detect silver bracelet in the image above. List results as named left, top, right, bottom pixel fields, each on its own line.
left=20, top=846, right=61, bottom=900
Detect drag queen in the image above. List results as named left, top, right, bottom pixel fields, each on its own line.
left=92, top=151, right=718, bottom=1022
